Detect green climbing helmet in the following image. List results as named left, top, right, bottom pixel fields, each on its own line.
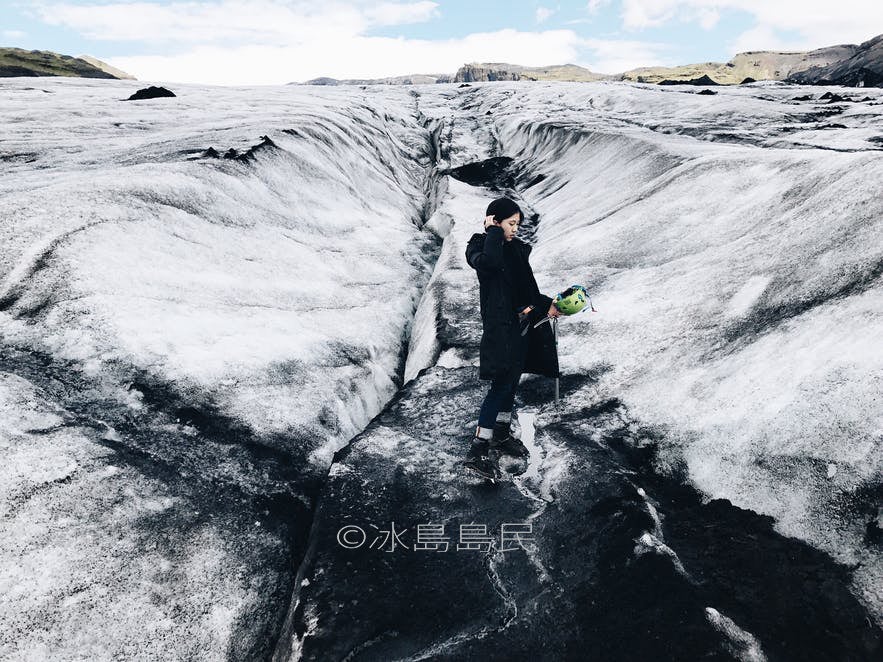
left=554, top=284, right=593, bottom=315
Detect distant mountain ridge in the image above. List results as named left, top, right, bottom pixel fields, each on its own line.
left=303, top=62, right=609, bottom=86
left=300, top=73, right=452, bottom=86
left=301, top=32, right=882, bottom=87
left=1, top=33, right=880, bottom=87
left=0, top=47, right=135, bottom=79
left=620, top=44, right=858, bottom=84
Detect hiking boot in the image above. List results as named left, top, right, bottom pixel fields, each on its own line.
left=493, top=412, right=522, bottom=441
left=462, top=437, right=502, bottom=481
left=492, top=434, right=530, bottom=458
left=493, top=417, right=529, bottom=458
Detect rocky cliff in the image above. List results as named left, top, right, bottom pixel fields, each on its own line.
left=454, top=62, right=607, bottom=82
left=788, top=33, right=883, bottom=86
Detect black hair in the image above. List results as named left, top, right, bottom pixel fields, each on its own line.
left=486, top=197, right=523, bottom=222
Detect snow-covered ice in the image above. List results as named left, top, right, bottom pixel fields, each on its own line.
left=1, top=78, right=437, bottom=466
left=1, top=76, right=881, bottom=657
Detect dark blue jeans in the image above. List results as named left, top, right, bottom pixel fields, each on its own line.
left=478, top=373, right=521, bottom=429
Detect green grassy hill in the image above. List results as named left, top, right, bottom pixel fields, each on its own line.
left=0, top=47, right=129, bottom=78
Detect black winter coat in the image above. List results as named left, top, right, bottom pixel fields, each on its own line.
left=465, top=225, right=560, bottom=382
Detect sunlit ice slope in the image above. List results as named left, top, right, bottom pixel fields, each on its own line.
left=446, top=80, right=882, bottom=614
left=0, top=77, right=438, bottom=466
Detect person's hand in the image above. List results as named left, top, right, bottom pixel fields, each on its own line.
left=548, top=302, right=561, bottom=318
left=484, top=214, right=500, bottom=230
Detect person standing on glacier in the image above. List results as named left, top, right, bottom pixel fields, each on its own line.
left=463, top=197, right=561, bottom=480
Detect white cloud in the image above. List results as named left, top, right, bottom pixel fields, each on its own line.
left=363, top=1, right=440, bottom=26
left=695, top=7, right=719, bottom=29
left=620, top=1, right=883, bottom=52
left=621, top=0, right=678, bottom=28
left=105, top=28, right=591, bottom=85
left=728, top=24, right=808, bottom=54
left=34, top=1, right=439, bottom=45
left=577, top=36, right=677, bottom=73
left=3, top=29, right=28, bottom=40
left=536, top=6, right=556, bottom=23
left=587, top=0, right=612, bottom=14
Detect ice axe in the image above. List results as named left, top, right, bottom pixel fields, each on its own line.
left=531, top=284, right=596, bottom=406
left=553, top=317, right=559, bottom=405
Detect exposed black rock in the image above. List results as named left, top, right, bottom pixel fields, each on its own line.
left=208, top=135, right=280, bottom=162
left=459, top=83, right=472, bottom=88
left=697, top=89, right=718, bottom=95
left=740, top=77, right=756, bottom=84
left=820, top=91, right=854, bottom=103
left=0, top=151, right=38, bottom=163
left=442, top=156, right=516, bottom=190
left=659, top=74, right=720, bottom=86
left=236, top=134, right=278, bottom=162
left=126, top=86, right=176, bottom=101
left=793, top=94, right=815, bottom=101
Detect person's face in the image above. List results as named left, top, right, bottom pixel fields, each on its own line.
left=498, top=212, right=520, bottom=241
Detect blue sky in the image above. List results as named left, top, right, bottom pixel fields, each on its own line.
left=1, top=1, right=880, bottom=85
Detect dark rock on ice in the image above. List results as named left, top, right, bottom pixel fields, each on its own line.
left=443, top=156, right=516, bottom=190
left=659, top=74, right=720, bottom=86
left=236, top=134, right=278, bottom=162
left=126, top=86, right=176, bottom=101
left=820, top=91, right=853, bottom=103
